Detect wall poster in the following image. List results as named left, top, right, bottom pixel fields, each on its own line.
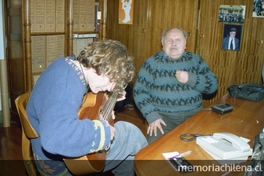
left=253, top=0, right=264, bottom=17
left=119, top=0, right=134, bottom=24
left=218, top=5, right=246, bottom=23
left=222, top=24, right=242, bottom=51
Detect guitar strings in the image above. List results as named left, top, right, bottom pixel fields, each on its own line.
left=102, top=91, right=118, bottom=121
left=102, top=92, right=117, bottom=120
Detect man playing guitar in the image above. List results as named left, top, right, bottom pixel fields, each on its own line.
left=26, top=40, right=148, bottom=176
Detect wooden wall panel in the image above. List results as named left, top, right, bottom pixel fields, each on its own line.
left=106, top=0, right=264, bottom=107
left=106, top=0, right=199, bottom=83
left=197, top=0, right=264, bottom=106
left=146, top=0, right=199, bottom=54
left=106, top=0, right=148, bottom=80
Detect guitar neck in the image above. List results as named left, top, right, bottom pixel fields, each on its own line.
left=99, top=91, right=118, bottom=121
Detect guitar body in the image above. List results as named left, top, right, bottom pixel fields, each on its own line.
left=64, top=92, right=114, bottom=175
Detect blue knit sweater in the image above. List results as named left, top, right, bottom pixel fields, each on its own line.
left=26, top=57, right=111, bottom=175
left=133, top=51, right=218, bottom=124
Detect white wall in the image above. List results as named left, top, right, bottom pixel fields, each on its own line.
left=0, top=0, right=4, bottom=111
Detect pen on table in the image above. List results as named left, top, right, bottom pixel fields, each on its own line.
left=172, top=150, right=192, bottom=158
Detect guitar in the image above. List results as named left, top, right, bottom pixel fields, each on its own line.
left=63, top=91, right=118, bottom=175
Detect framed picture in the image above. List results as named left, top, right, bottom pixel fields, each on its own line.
left=253, top=0, right=264, bottom=18
left=119, top=0, right=134, bottom=24
left=222, top=24, right=242, bottom=51
left=218, top=5, right=246, bottom=23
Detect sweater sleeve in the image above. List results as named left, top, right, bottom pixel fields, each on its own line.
left=133, top=58, right=162, bottom=124
left=185, top=54, right=218, bottom=94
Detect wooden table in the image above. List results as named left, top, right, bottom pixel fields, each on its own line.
left=134, top=94, right=264, bottom=176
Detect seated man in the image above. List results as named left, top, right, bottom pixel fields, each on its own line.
left=133, top=27, right=218, bottom=143
left=26, top=40, right=148, bottom=176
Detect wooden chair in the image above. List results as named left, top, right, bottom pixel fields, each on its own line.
left=15, top=92, right=40, bottom=176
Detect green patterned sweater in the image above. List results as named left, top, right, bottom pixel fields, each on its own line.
left=133, top=51, right=218, bottom=124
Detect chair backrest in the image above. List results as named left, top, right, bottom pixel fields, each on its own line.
left=15, top=92, right=39, bottom=176
left=15, top=92, right=38, bottom=138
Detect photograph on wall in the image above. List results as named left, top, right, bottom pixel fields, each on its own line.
left=218, top=5, right=246, bottom=23
left=253, top=0, right=264, bottom=17
left=119, top=0, right=134, bottom=24
left=222, top=24, right=242, bottom=51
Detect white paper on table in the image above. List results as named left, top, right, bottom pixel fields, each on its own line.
left=162, top=151, right=180, bottom=159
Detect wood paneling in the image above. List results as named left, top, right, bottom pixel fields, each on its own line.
left=146, top=0, right=199, bottom=53
left=106, top=0, right=148, bottom=79
left=106, top=0, right=199, bottom=82
left=106, top=0, right=264, bottom=107
left=197, top=0, right=264, bottom=106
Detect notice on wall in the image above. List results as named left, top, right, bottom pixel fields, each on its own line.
left=218, top=5, right=246, bottom=23
left=119, top=0, right=134, bottom=24
left=253, top=0, right=264, bottom=18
